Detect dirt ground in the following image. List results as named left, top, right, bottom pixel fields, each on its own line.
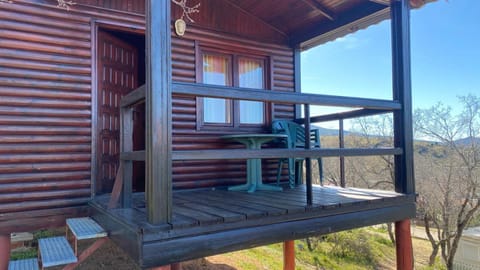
left=75, top=239, right=237, bottom=270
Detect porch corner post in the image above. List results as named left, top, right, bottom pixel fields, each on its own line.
left=283, top=240, right=295, bottom=270
left=0, top=234, right=10, bottom=270
left=391, top=1, right=414, bottom=270
left=395, top=219, right=413, bottom=270
left=146, top=0, right=173, bottom=224
left=391, top=0, right=414, bottom=195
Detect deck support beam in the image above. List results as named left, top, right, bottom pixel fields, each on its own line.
left=395, top=219, right=413, bottom=270
left=0, top=234, right=10, bottom=270
left=146, top=0, right=173, bottom=224
left=283, top=240, right=295, bottom=270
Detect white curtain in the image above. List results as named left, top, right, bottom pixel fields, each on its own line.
left=203, top=54, right=232, bottom=124
left=239, top=58, right=264, bottom=124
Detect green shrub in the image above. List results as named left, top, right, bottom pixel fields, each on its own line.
left=10, top=248, right=37, bottom=261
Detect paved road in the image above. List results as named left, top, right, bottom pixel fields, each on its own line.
left=411, top=225, right=437, bottom=241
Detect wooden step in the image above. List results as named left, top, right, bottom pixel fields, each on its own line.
left=38, top=236, right=77, bottom=268
left=8, top=258, right=39, bottom=270
left=66, top=217, right=107, bottom=240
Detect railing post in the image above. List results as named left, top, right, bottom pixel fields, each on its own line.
left=339, top=119, right=346, bottom=188
left=120, top=106, right=133, bottom=208
left=391, top=0, right=414, bottom=195
left=293, top=48, right=302, bottom=119
left=391, top=1, right=414, bottom=269
left=146, top=0, right=172, bottom=224
left=304, top=104, right=312, bottom=205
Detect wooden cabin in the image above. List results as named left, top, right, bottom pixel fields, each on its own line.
left=0, top=0, right=422, bottom=268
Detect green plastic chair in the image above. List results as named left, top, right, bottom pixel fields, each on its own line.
left=272, top=120, right=324, bottom=188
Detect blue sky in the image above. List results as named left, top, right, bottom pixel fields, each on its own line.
left=301, top=0, right=480, bottom=118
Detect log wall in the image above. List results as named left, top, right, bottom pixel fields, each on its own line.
left=0, top=0, right=294, bottom=231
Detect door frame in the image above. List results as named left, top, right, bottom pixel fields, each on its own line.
left=90, top=21, right=145, bottom=198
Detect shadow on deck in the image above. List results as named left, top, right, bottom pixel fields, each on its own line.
left=90, top=185, right=415, bottom=268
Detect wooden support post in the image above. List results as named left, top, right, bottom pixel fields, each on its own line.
left=293, top=49, right=302, bottom=119
left=0, top=234, right=10, bottom=270
left=391, top=2, right=414, bottom=268
left=283, top=240, right=295, bottom=270
left=150, top=266, right=170, bottom=270
left=391, top=0, right=415, bottom=195
left=395, top=219, right=413, bottom=270
left=146, top=0, right=173, bottom=224
left=150, top=263, right=180, bottom=270
left=120, top=107, right=134, bottom=208
left=304, top=104, right=312, bottom=205
left=339, top=119, right=346, bottom=188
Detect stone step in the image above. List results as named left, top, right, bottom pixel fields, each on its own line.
left=38, top=236, right=77, bottom=268
left=8, top=258, right=39, bottom=270
left=66, top=217, right=107, bottom=240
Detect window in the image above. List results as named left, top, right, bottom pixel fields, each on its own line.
left=199, top=48, right=269, bottom=129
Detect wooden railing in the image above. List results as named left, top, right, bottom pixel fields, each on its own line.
left=116, top=82, right=403, bottom=208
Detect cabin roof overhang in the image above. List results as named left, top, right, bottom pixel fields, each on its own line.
left=169, top=0, right=435, bottom=50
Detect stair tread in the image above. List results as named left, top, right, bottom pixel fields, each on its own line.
left=67, top=217, right=107, bottom=240
left=8, top=258, right=39, bottom=270
left=39, top=236, right=77, bottom=267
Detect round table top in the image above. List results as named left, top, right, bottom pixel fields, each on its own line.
left=221, top=133, right=288, bottom=146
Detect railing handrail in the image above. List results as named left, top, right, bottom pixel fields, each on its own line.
left=172, top=82, right=402, bottom=111
left=119, top=148, right=402, bottom=162
left=295, top=108, right=392, bottom=124
left=121, top=85, right=146, bottom=108
left=126, top=83, right=401, bottom=112
left=171, top=147, right=402, bottom=161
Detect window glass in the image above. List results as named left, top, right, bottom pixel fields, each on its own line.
left=203, top=54, right=232, bottom=124
left=239, top=58, right=264, bottom=124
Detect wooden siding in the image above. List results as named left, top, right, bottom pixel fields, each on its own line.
left=75, top=0, right=146, bottom=14
left=0, top=0, right=294, bottom=229
left=0, top=3, right=93, bottom=216
left=0, top=1, right=144, bottom=227
left=170, top=27, right=295, bottom=189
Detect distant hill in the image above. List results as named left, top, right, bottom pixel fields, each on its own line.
left=313, top=125, right=355, bottom=136
left=312, top=125, right=480, bottom=148
left=454, top=137, right=480, bottom=146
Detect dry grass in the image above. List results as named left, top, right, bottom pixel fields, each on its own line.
left=16, top=227, right=438, bottom=270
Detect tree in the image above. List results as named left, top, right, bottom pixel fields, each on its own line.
left=349, top=114, right=396, bottom=244
left=415, top=95, right=480, bottom=269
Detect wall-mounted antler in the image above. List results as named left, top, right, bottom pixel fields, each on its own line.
left=172, top=0, right=200, bottom=22
left=0, top=0, right=75, bottom=9
left=57, top=0, right=75, bottom=10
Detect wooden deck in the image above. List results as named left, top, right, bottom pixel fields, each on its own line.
left=90, top=185, right=416, bottom=268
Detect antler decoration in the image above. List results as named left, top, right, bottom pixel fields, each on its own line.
left=171, top=0, right=200, bottom=23
left=0, top=0, right=75, bottom=9
left=57, top=0, right=75, bottom=10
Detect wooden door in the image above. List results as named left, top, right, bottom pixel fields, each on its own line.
left=96, top=30, right=138, bottom=194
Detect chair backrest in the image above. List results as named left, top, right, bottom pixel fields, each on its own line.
left=272, top=120, right=321, bottom=149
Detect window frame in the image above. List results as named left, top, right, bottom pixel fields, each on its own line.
left=195, top=44, right=272, bottom=131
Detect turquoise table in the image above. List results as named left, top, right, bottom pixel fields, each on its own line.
left=221, top=134, right=287, bottom=193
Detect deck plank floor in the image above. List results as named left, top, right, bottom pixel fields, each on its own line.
left=92, top=185, right=409, bottom=233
